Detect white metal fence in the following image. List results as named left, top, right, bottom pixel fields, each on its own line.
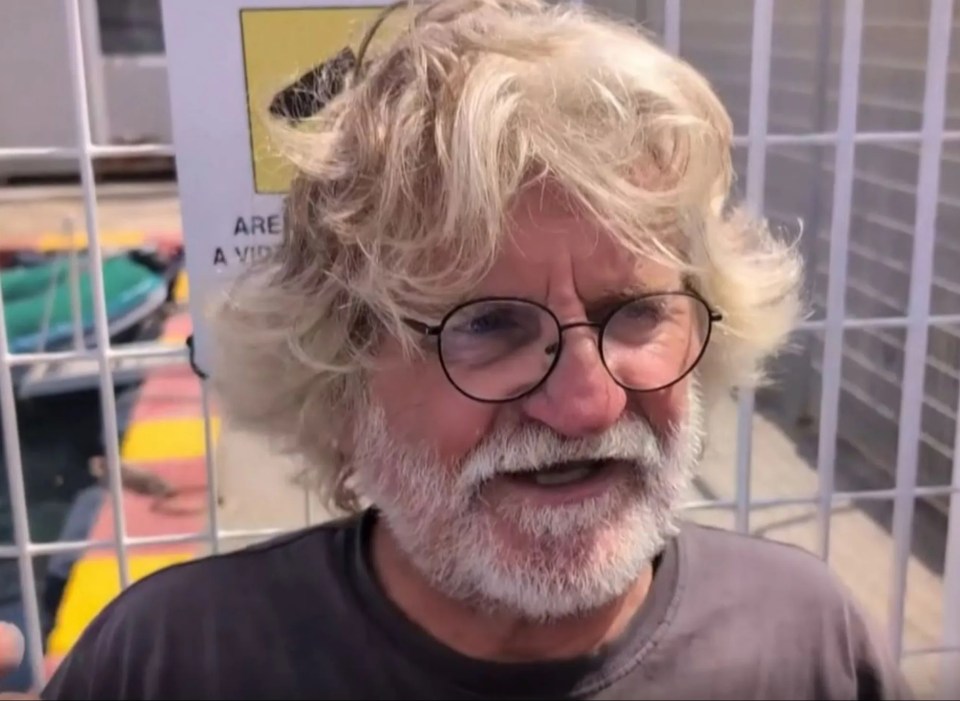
left=0, top=0, right=958, bottom=696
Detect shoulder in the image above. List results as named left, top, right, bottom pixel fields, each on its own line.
left=674, top=523, right=911, bottom=699
left=677, top=521, right=863, bottom=631
left=42, top=515, right=364, bottom=699
left=680, top=521, right=848, bottom=605
left=113, top=514, right=360, bottom=611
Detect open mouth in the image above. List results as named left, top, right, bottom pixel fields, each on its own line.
left=504, top=459, right=616, bottom=488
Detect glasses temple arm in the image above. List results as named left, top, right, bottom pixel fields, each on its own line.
left=402, top=318, right=441, bottom=336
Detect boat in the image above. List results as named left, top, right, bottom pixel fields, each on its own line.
left=3, top=244, right=184, bottom=399
left=6, top=254, right=167, bottom=352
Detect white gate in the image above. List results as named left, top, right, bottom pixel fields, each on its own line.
left=0, top=0, right=957, bottom=697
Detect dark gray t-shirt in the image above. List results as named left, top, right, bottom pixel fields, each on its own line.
left=41, top=510, right=910, bottom=700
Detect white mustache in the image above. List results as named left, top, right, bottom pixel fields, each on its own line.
left=456, top=417, right=669, bottom=492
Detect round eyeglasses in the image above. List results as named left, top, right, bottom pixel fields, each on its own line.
left=404, top=291, right=722, bottom=403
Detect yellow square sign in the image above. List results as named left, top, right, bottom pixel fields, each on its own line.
left=239, top=6, right=387, bottom=194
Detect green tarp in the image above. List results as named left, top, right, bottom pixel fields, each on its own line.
left=4, top=255, right=166, bottom=353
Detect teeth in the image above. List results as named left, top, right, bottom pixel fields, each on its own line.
left=532, top=466, right=594, bottom=486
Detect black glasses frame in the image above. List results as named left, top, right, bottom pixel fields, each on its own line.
left=404, top=291, right=723, bottom=404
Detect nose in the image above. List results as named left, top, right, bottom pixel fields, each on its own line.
left=520, top=328, right=627, bottom=438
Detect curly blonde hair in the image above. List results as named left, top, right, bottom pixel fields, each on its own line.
left=208, top=0, right=804, bottom=511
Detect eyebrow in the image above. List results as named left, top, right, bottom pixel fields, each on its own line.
left=587, top=281, right=662, bottom=303
left=584, top=277, right=697, bottom=312
left=412, top=279, right=689, bottom=324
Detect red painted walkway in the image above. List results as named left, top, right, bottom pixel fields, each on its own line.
left=44, top=263, right=215, bottom=673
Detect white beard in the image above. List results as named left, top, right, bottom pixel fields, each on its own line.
left=350, top=384, right=704, bottom=622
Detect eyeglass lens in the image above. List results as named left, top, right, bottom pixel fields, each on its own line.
left=437, top=293, right=710, bottom=402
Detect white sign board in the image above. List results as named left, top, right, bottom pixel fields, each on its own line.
left=161, top=0, right=388, bottom=373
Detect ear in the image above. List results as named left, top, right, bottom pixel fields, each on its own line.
left=331, top=422, right=363, bottom=514
left=335, top=386, right=364, bottom=463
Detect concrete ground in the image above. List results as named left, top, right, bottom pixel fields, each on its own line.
left=0, top=181, right=181, bottom=240
left=1, top=181, right=954, bottom=698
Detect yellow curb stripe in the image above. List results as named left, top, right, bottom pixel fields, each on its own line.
left=173, top=271, right=190, bottom=304
left=46, top=552, right=195, bottom=655
left=36, top=230, right=147, bottom=253
left=121, top=416, right=221, bottom=462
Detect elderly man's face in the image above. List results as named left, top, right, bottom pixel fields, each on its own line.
left=352, top=187, right=706, bottom=620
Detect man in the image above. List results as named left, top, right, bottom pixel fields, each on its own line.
left=19, top=0, right=909, bottom=698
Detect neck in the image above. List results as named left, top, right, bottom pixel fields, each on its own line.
left=370, top=517, right=654, bottom=663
